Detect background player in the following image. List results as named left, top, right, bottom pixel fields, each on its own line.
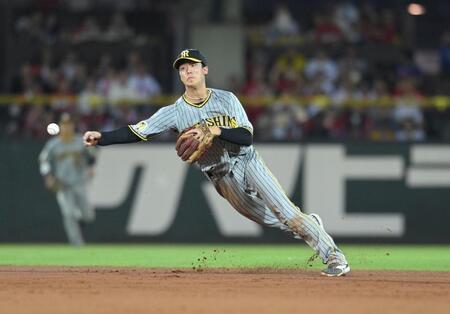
left=39, top=113, right=97, bottom=246
left=83, top=49, right=350, bottom=276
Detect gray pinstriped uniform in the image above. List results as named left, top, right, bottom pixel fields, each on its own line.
left=130, top=88, right=346, bottom=264
left=39, top=136, right=95, bottom=246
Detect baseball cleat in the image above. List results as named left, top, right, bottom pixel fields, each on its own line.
left=310, top=214, right=351, bottom=277
left=321, top=262, right=351, bottom=277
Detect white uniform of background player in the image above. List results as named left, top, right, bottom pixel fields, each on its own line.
left=39, top=114, right=96, bottom=246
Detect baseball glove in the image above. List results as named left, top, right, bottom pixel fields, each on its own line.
left=176, top=123, right=216, bottom=163
left=44, top=175, right=62, bottom=192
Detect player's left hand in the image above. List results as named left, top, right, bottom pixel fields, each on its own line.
left=184, top=126, right=221, bottom=141
left=44, top=175, right=60, bottom=192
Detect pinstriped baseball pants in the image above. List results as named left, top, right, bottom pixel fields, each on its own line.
left=207, top=150, right=347, bottom=264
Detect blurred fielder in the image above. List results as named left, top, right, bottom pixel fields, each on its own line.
left=39, top=113, right=96, bottom=246
left=83, top=49, right=350, bottom=276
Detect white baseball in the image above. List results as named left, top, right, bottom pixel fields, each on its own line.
left=47, top=123, right=60, bottom=135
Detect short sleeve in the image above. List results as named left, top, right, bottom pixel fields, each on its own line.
left=129, top=104, right=177, bottom=140
left=227, top=92, right=253, bottom=134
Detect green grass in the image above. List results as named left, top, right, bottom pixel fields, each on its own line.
left=0, top=244, right=449, bottom=271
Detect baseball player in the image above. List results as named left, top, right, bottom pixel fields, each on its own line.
left=83, top=49, right=350, bottom=276
left=39, top=113, right=96, bottom=246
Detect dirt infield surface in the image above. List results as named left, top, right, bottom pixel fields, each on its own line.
left=0, top=267, right=449, bottom=314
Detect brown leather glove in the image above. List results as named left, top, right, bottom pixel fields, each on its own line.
left=176, top=123, right=216, bottom=163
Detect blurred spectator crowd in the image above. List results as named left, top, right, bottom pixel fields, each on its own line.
left=1, top=1, right=450, bottom=142
left=15, top=10, right=143, bottom=45
left=4, top=49, right=162, bottom=139
left=237, top=1, right=450, bottom=142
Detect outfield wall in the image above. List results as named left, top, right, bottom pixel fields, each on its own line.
left=1, top=141, right=449, bottom=243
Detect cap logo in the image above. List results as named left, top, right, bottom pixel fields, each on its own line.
left=180, top=50, right=190, bottom=58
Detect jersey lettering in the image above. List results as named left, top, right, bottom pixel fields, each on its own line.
left=204, top=115, right=237, bottom=128
left=56, top=151, right=82, bottom=161
left=213, top=116, right=221, bottom=126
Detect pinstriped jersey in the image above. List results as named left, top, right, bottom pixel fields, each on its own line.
left=129, top=88, right=255, bottom=173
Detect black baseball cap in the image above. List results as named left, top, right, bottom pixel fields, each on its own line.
left=173, top=49, right=207, bottom=69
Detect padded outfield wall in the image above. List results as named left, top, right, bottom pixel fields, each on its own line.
left=0, top=140, right=449, bottom=243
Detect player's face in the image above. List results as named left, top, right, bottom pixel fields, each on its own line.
left=178, top=62, right=208, bottom=87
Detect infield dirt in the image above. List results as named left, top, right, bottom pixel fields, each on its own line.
left=0, top=266, right=449, bottom=314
